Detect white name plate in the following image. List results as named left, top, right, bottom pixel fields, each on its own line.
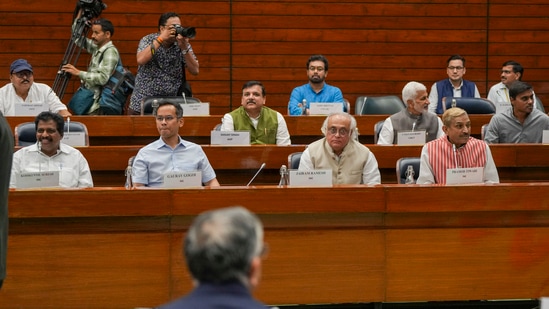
left=163, top=171, right=202, bottom=188
left=15, top=102, right=48, bottom=116
left=211, top=131, right=250, bottom=145
left=16, top=171, right=60, bottom=188
left=309, top=102, right=343, bottom=115
left=289, top=169, right=332, bottom=187
left=62, top=132, right=86, bottom=147
left=446, top=167, right=483, bottom=185
left=543, top=130, right=549, bottom=144
left=397, top=130, right=426, bottom=145
left=181, top=102, right=209, bottom=116
left=495, top=102, right=511, bottom=114
left=541, top=297, right=549, bottom=309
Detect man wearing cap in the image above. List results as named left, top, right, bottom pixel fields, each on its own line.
left=0, top=59, right=71, bottom=117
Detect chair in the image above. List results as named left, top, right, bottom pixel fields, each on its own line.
left=125, top=155, right=136, bottom=189
left=14, top=121, right=89, bottom=146
left=141, top=96, right=202, bottom=115
left=396, top=157, right=420, bottom=184
left=287, top=152, right=303, bottom=170
left=443, top=97, right=496, bottom=114
left=373, top=120, right=385, bottom=144
left=213, top=123, right=222, bottom=131
left=355, top=95, right=406, bottom=115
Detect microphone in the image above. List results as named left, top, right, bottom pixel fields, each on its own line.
left=125, top=156, right=135, bottom=189
left=452, top=144, right=459, bottom=168
left=182, top=92, right=187, bottom=104
left=246, top=163, right=266, bottom=186
left=278, top=165, right=288, bottom=186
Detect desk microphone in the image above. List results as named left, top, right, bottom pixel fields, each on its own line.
left=182, top=92, right=187, bottom=104
left=452, top=144, right=459, bottom=168
left=246, top=163, right=266, bottom=186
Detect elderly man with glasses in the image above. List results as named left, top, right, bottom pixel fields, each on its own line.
left=0, top=59, right=71, bottom=116
left=298, top=112, right=381, bottom=185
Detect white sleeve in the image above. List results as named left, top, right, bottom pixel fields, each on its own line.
left=362, top=152, right=381, bottom=184
left=220, top=113, right=234, bottom=131
left=298, top=148, right=313, bottom=170
left=436, top=116, right=444, bottom=138
left=474, top=85, right=481, bottom=98
left=428, top=83, right=438, bottom=114
left=416, top=145, right=435, bottom=184
left=487, top=85, right=497, bottom=103
left=276, top=112, right=291, bottom=146
left=377, top=117, right=394, bottom=145
left=483, top=144, right=500, bottom=183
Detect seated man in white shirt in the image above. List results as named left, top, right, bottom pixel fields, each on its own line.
left=378, top=81, right=443, bottom=145
left=0, top=59, right=71, bottom=117
left=10, top=111, right=93, bottom=188
left=299, top=112, right=381, bottom=185
left=221, top=80, right=291, bottom=146
left=486, top=60, right=537, bottom=114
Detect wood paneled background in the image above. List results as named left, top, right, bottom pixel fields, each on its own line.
left=1, top=0, right=548, bottom=115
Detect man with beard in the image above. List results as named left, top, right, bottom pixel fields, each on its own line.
left=10, top=111, right=93, bottom=188
left=427, top=55, right=481, bottom=114
left=0, top=59, right=71, bottom=116
left=288, top=54, right=345, bottom=115
left=487, top=60, right=538, bottom=114
left=62, top=9, right=120, bottom=115
left=378, top=81, right=444, bottom=145
left=299, top=113, right=381, bottom=185
left=221, top=81, right=291, bottom=145
left=416, top=107, right=499, bottom=184
left=485, top=81, right=549, bottom=143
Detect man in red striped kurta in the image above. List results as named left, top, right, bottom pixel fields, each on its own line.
left=417, top=107, right=499, bottom=184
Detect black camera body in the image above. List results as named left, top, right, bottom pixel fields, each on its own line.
left=174, top=25, right=196, bottom=39
left=79, top=0, right=107, bottom=19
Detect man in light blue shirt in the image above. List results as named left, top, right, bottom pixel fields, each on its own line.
left=132, top=101, right=219, bottom=187
left=288, top=55, right=345, bottom=115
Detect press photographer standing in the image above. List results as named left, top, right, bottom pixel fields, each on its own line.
left=127, top=12, right=199, bottom=115
left=62, top=6, right=120, bottom=115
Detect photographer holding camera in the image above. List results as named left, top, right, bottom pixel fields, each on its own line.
left=127, top=12, right=199, bottom=115
left=62, top=6, right=120, bottom=115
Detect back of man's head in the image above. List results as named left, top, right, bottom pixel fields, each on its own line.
left=184, top=206, right=264, bottom=286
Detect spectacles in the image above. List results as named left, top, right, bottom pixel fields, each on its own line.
left=308, top=66, right=325, bottom=72
left=155, top=115, right=177, bottom=122
left=327, top=127, right=349, bottom=136
left=12, top=71, right=33, bottom=79
left=447, top=66, right=464, bottom=71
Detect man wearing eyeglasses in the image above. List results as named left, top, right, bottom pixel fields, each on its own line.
left=0, top=59, right=71, bottom=117
left=298, top=113, right=381, bottom=185
left=132, top=101, right=220, bottom=187
left=288, top=54, right=345, bottom=115
left=428, top=55, right=481, bottom=114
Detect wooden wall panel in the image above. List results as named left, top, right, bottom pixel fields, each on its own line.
left=0, top=0, right=548, bottom=113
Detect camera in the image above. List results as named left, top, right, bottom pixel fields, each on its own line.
left=174, top=25, right=196, bottom=39
left=78, top=0, right=107, bottom=19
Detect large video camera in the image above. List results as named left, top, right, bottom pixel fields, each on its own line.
left=78, top=0, right=107, bottom=20
left=174, top=25, right=196, bottom=39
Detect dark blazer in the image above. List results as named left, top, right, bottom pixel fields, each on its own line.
left=156, top=281, right=267, bottom=309
left=0, top=113, right=14, bottom=289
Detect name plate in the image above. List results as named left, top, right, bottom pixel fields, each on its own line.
left=289, top=169, right=332, bottom=187
left=541, top=297, right=549, bottom=309
left=495, top=102, right=511, bottom=114
left=62, top=132, right=86, bottom=147
left=163, top=171, right=202, bottom=188
left=16, top=171, right=60, bottom=188
left=446, top=167, right=483, bottom=185
left=211, top=131, right=250, bottom=145
left=397, top=130, right=426, bottom=145
left=15, top=102, right=48, bottom=116
left=543, top=130, right=549, bottom=144
left=181, top=102, right=209, bottom=116
left=309, top=102, right=343, bottom=115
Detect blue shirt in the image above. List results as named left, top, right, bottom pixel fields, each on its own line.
left=288, top=83, right=344, bottom=115
left=132, top=137, right=216, bottom=187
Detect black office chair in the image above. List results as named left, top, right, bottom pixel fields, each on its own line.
left=396, top=157, right=420, bottom=184
left=443, top=97, right=496, bottom=114
left=373, top=120, right=384, bottom=144
left=287, top=152, right=303, bottom=170
left=213, top=123, right=222, bottom=131
left=141, top=96, right=202, bottom=115
left=14, top=121, right=89, bottom=146
left=355, top=95, right=406, bottom=115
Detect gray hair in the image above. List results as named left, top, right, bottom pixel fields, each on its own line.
left=320, top=112, right=359, bottom=141
left=402, top=81, right=427, bottom=104
left=184, top=206, right=264, bottom=285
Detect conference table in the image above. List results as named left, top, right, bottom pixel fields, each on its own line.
left=5, top=184, right=549, bottom=308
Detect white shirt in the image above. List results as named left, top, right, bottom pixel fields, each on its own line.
left=428, top=80, right=481, bottom=114
left=221, top=111, right=291, bottom=146
left=10, top=143, right=93, bottom=188
left=377, top=114, right=444, bottom=145
left=0, top=82, right=68, bottom=116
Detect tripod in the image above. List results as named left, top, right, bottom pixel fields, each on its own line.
left=52, top=0, right=106, bottom=100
